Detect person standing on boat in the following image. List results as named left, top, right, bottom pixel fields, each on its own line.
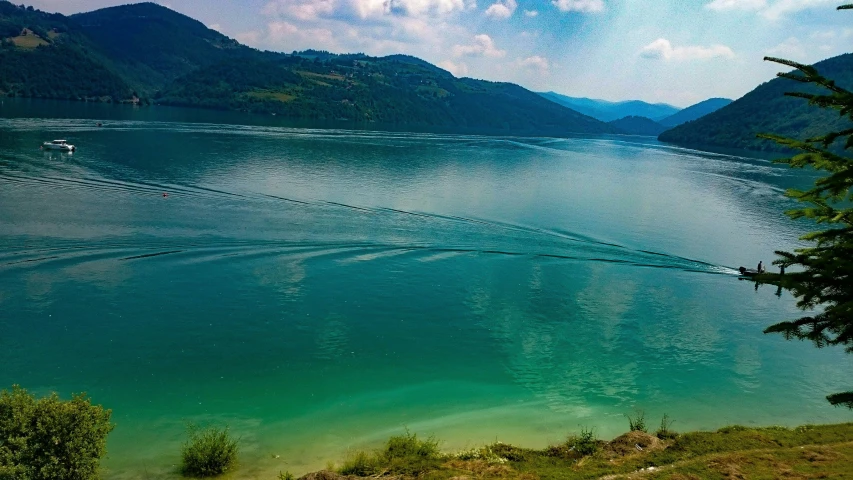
left=757, top=261, right=764, bottom=273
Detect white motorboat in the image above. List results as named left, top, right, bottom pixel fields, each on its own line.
left=41, top=140, right=76, bottom=152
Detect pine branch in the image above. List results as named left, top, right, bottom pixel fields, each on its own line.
left=826, top=392, right=853, bottom=408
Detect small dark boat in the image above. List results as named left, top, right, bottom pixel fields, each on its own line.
left=738, top=267, right=761, bottom=278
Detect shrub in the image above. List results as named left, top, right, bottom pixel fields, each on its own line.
left=278, top=471, right=295, bottom=480
left=626, top=409, right=647, bottom=433
left=545, top=428, right=600, bottom=459
left=339, top=430, right=444, bottom=476
left=655, top=413, right=678, bottom=440
left=453, top=444, right=508, bottom=463
left=570, top=427, right=599, bottom=456
left=180, top=424, right=239, bottom=477
left=338, top=450, right=379, bottom=476
left=0, top=385, right=114, bottom=480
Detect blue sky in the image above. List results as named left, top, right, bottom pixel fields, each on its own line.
left=27, top=0, right=853, bottom=107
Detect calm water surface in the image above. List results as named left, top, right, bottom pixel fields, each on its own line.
left=1, top=100, right=850, bottom=479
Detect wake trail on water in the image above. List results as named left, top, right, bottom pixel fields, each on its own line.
left=0, top=240, right=739, bottom=277
left=0, top=176, right=737, bottom=276
left=0, top=125, right=739, bottom=278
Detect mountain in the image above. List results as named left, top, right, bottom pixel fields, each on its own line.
left=69, top=2, right=257, bottom=94
left=608, top=116, right=667, bottom=136
left=658, top=98, right=732, bottom=128
left=539, top=92, right=681, bottom=122
left=659, top=54, right=853, bottom=152
left=0, top=1, right=615, bottom=135
left=156, top=54, right=615, bottom=135
left=0, top=2, right=134, bottom=100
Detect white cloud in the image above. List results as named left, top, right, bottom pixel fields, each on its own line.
left=518, top=55, right=549, bottom=74
left=485, top=0, right=517, bottom=19
left=704, top=0, right=837, bottom=20
left=761, top=0, right=835, bottom=20
left=765, top=30, right=851, bottom=62
left=262, top=0, right=473, bottom=20
left=235, top=30, right=263, bottom=45
left=704, top=0, right=766, bottom=11
left=524, top=9, right=539, bottom=17
left=251, top=0, right=475, bottom=62
left=452, top=34, right=507, bottom=58
left=640, top=38, right=735, bottom=61
left=439, top=60, right=469, bottom=76
left=264, top=0, right=337, bottom=20
left=551, top=0, right=604, bottom=13
left=767, top=36, right=806, bottom=59
left=207, top=23, right=222, bottom=32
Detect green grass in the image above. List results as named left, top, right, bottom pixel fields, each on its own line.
left=10, top=34, right=48, bottom=48
left=339, top=430, right=444, bottom=476
left=180, top=425, right=239, bottom=478
left=327, top=423, right=853, bottom=480
left=246, top=90, right=296, bottom=102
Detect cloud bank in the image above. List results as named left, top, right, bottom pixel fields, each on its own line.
left=640, top=38, right=735, bottom=61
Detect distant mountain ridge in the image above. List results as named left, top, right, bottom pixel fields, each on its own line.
left=539, top=92, right=681, bottom=122
left=0, top=1, right=615, bottom=135
left=659, top=54, right=853, bottom=152
left=608, top=116, right=667, bottom=136
left=659, top=98, right=732, bottom=128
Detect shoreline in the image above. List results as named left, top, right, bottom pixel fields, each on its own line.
left=97, top=419, right=853, bottom=479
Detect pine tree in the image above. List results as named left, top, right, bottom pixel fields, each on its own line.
left=757, top=4, right=853, bottom=409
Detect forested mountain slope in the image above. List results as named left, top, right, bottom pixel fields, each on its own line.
left=608, top=116, right=667, bottom=136
left=658, top=98, right=732, bottom=128
left=70, top=2, right=259, bottom=94
left=157, top=54, right=616, bottom=134
left=0, top=1, right=615, bottom=135
left=0, top=2, right=133, bottom=100
left=659, top=54, right=853, bottom=152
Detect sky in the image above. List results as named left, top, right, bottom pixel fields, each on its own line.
left=24, top=0, right=853, bottom=107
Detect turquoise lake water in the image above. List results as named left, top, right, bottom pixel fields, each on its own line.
left=1, top=100, right=851, bottom=479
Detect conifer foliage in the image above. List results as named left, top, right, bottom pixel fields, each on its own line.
left=758, top=4, right=853, bottom=409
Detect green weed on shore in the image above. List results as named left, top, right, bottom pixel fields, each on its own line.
left=310, top=423, right=853, bottom=480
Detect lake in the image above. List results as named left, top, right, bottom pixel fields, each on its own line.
left=1, top=99, right=850, bottom=479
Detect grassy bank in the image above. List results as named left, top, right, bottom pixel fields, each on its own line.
left=301, top=423, right=853, bottom=480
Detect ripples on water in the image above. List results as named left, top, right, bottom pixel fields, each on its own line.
left=0, top=113, right=849, bottom=479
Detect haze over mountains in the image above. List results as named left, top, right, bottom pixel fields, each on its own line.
left=538, top=93, right=735, bottom=137
left=538, top=92, right=681, bottom=122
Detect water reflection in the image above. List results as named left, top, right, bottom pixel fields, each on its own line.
left=2, top=112, right=852, bottom=479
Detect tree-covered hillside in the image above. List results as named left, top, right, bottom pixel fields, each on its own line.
left=658, top=98, right=732, bottom=128
left=157, top=54, right=615, bottom=134
left=608, top=116, right=667, bottom=136
left=0, top=2, right=134, bottom=100
left=659, top=54, right=853, bottom=152
left=70, top=2, right=257, bottom=94
left=0, top=1, right=614, bottom=135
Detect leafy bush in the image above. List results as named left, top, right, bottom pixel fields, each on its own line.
left=0, top=385, right=114, bottom=480
left=626, top=409, right=647, bottom=433
left=570, top=427, right=599, bottom=456
left=655, top=413, right=678, bottom=440
left=453, top=444, right=508, bottom=463
left=180, top=425, right=239, bottom=477
left=338, top=450, right=377, bottom=476
left=339, top=430, right=443, bottom=476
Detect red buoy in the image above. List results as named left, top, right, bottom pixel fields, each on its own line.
left=163, top=192, right=168, bottom=198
